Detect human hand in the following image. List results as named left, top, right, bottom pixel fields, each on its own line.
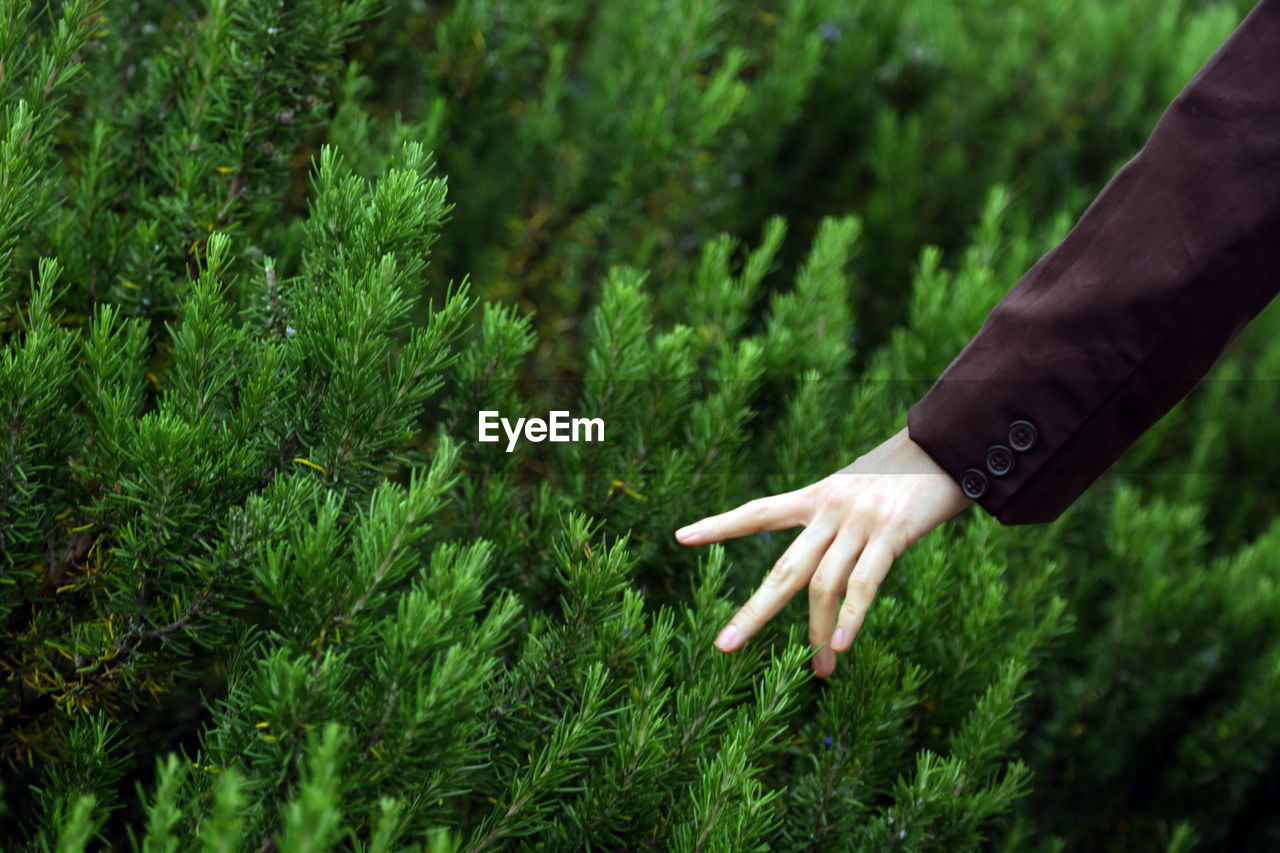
left=674, top=426, right=973, bottom=677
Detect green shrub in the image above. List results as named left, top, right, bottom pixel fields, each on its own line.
left=2, top=0, right=1276, bottom=851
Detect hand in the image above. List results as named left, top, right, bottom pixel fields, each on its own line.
left=674, top=426, right=973, bottom=677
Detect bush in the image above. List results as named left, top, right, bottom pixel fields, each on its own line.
left=2, top=0, right=1277, bottom=850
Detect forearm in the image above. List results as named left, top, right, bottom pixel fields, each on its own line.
left=908, top=0, right=1280, bottom=524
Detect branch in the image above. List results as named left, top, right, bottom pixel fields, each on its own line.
left=1, top=530, right=96, bottom=641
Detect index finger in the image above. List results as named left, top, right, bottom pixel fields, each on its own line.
left=675, top=487, right=812, bottom=545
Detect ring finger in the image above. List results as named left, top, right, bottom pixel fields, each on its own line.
left=807, top=523, right=869, bottom=677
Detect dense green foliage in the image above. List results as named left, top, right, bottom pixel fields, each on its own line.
left=2, top=0, right=1278, bottom=850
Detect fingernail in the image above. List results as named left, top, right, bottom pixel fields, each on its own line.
left=676, top=523, right=701, bottom=543
left=715, top=624, right=740, bottom=650
left=832, top=627, right=846, bottom=650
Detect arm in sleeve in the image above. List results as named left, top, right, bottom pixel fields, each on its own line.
left=907, top=0, right=1280, bottom=525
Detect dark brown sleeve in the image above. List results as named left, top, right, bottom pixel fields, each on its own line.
left=906, top=0, right=1280, bottom=525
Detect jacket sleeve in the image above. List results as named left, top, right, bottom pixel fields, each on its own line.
left=906, top=0, right=1280, bottom=525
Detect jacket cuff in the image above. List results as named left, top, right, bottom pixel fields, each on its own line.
left=907, top=0, right=1280, bottom=524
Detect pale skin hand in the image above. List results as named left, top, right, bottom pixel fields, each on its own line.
left=674, top=426, right=973, bottom=678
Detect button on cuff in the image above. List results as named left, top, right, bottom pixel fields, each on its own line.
left=961, top=468, right=989, bottom=500
left=986, top=444, right=1014, bottom=477
left=1009, top=419, right=1038, bottom=452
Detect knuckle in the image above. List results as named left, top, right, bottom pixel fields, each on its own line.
left=776, top=574, right=807, bottom=596
left=734, top=601, right=761, bottom=629
left=803, top=477, right=829, bottom=500
left=871, top=493, right=911, bottom=534
left=872, top=510, right=911, bottom=555
left=846, top=575, right=880, bottom=600
left=809, top=575, right=841, bottom=604
left=815, top=476, right=853, bottom=508
left=884, top=527, right=911, bottom=558
left=840, top=593, right=867, bottom=619
left=872, top=500, right=900, bottom=531
left=769, top=552, right=795, bottom=581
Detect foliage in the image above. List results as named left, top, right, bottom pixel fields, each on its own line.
left=2, top=0, right=1277, bottom=851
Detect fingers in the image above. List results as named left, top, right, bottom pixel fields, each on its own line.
left=714, top=521, right=835, bottom=652
left=675, top=487, right=811, bottom=546
left=680, top=468, right=913, bottom=674
left=807, top=525, right=868, bottom=678
left=830, top=537, right=897, bottom=653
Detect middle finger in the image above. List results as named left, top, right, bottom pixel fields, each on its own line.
left=714, top=521, right=837, bottom=652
